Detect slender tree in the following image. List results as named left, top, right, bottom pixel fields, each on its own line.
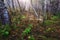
left=11, top=0, right=15, bottom=10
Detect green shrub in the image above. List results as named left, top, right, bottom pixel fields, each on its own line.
left=22, top=24, right=33, bottom=36
left=0, top=24, right=11, bottom=37
left=22, top=24, right=33, bottom=40
left=22, top=27, right=31, bottom=36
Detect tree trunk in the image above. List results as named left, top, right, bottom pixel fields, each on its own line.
left=0, top=0, right=10, bottom=25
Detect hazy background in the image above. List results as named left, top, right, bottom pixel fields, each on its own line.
left=4, top=0, right=43, bottom=11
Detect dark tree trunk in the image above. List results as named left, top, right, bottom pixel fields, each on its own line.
left=0, top=1, right=10, bottom=25
left=1, top=0, right=4, bottom=2
left=50, top=0, right=59, bottom=15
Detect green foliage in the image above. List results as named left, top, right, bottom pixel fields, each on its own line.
left=28, top=35, right=35, bottom=40
left=0, top=24, right=11, bottom=37
left=28, top=24, right=33, bottom=28
left=12, top=16, right=21, bottom=24
left=46, top=28, right=51, bottom=32
left=44, top=20, right=54, bottom=26
left=11, top=22, right=21, bottom=30
left=22, top=24, right=33, bottom=36
left=22, top=24, right=33, bottom=40
left=44, top=15, right=59, bottom=26
left=51, top=16, right=58, bottom=21
left=45, top=27, right=56, bottom=33
left=2, top=31, right=9, bottom=36
left=22, top=27, right=31, bottom=36
left=12, top=23, right=17, bottom=29
left=21, top=15, right=26, bottom=19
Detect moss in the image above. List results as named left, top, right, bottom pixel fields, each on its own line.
left=44, top=20, right=54, bottom=26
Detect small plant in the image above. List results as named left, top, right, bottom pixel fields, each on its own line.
left=21, top=15, right=26, bottom=19
left=22, top=24, right=33, bottom=40
left=22, top=24, right=33, bottom=36
left=28, top=35, right=35, bottom=40
left=45, top=27, right=56, bottom=33
left=0, top=24, right=11, bottom=37
left=22, top=27, right=31, bottom=36
left=46, top=28, right=51, bottom=32
left=51, top=16, right=58, bottom=21
left=44, top=20, right=54, bottom=26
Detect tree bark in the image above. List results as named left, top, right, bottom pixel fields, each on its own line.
left=0, top=0, right=10, bottom=25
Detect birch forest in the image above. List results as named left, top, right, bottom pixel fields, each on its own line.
left=0, top=0, right=60, bottom=40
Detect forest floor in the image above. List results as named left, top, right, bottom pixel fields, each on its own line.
left=0, top=11, right=60, bottom=40
left=1, top=20, right=60, bottom=40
